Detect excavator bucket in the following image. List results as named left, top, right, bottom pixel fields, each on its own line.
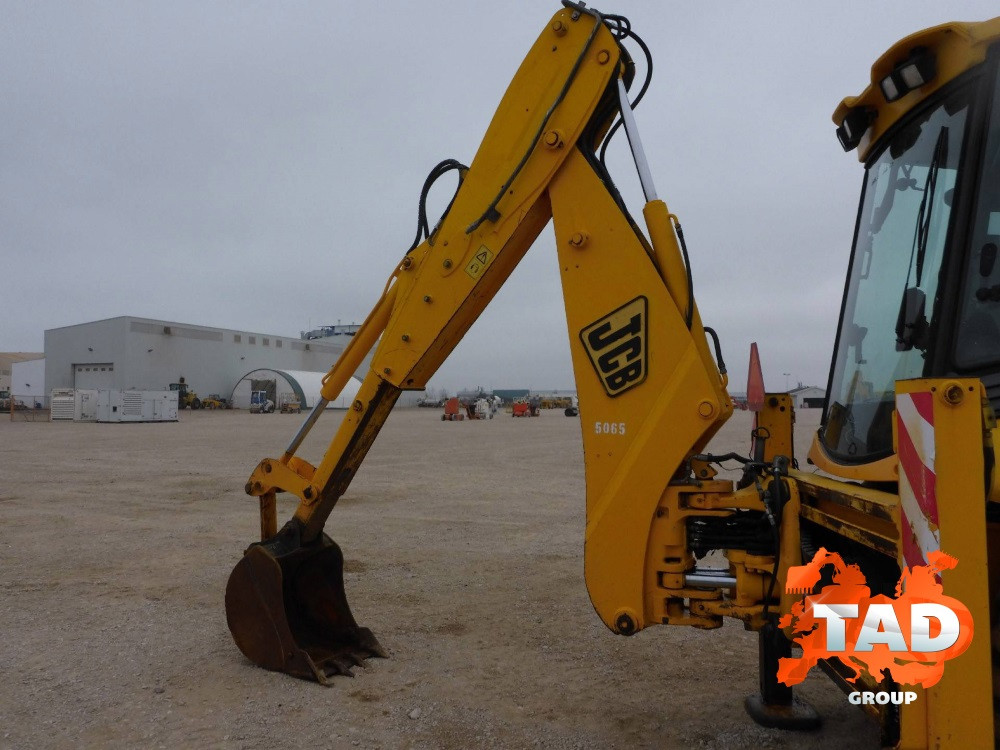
left=224, top=531, right=386, bottom=684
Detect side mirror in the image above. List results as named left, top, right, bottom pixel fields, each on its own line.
left=980, top=242, right=998, bottom=277
left=846, top=322, right=869, bottom=365
left=895, top=286, right=928, bottom=351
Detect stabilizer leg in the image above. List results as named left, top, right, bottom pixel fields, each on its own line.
left=744, top=621, right=821, bottom=730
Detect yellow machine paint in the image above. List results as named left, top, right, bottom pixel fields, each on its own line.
left=225, top=4, right=1000, bottom=747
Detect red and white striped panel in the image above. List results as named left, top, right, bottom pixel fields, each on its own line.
left=896, top=391, right=940, bottom=569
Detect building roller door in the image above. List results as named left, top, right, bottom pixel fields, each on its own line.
left=74, top=363, right=114, bottom=390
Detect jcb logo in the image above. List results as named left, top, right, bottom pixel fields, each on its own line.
left=580, top=297, right=647, bottom=397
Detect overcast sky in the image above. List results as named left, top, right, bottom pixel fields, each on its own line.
left=4, top=1, right=998, bottom=393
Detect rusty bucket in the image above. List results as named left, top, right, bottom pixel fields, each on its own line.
left=225, top=522, right=386, bottom=684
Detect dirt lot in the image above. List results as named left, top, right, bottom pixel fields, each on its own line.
left=0, top=406, right=877, bottom=749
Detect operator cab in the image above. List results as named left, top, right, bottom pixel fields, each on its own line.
left=814, top=18, right=1000, bottom=479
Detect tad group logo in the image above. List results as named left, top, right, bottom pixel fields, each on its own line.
left=777, top=548, right=974, bottom=691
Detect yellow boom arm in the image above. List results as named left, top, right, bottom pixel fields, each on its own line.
left=240, top=3, right=730, bottom=636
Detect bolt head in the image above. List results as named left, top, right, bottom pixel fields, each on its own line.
left=597, top=49, right=610, bottom=65
left=942, top=383, right=965, bottom=405
left=615, top=612, right=637, bottom=636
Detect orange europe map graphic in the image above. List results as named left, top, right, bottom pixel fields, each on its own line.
left=777, top=549, right=974, bottom=689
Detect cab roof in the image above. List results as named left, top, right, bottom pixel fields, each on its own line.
left=834, top=17, right=1000, bottom=161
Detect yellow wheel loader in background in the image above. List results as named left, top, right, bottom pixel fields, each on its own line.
left=224, top=3, right=1000, bottom=746
left=169, top=379, right=202, bottom=410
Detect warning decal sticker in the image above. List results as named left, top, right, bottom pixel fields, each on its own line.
left=465, top=245, right=495, bottom=280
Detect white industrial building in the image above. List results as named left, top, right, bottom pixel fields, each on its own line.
left=788, top=385, right=826, bottom=409
left=44, top=316, right=371, bottom=404
left=10, top=358, right=46, bottom=406
left=0, top=352, right=43, bottom=393
left=40, top=315, right=439, bottom=408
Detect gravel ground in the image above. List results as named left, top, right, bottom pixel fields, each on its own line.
left=0, top=406, right=877, bottom=749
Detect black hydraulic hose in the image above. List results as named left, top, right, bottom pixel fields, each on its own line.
left=466, top=9, right=604, bottom=234
left=762, top=456, right=789, bottom=620
left=598, top=22, right=653, bottom=170
left=674, top=220, right=694, bottom=329
left=703, top=326, right=726, bottom=375
left=409, top=159, right=468, bottom=253
left=691, top=451, right=752, bottom=466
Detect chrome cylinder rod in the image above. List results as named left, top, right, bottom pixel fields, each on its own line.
left=685, top=570, right=738, bottom=588
left=284, top=398, right=329, bottom=456
left=616, top=77, right=658, bottom=202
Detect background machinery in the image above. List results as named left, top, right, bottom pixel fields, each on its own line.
left=201, top=394, right=228, bottom=410
left=249, top=390, right=275, bottom=414
left=225, top=4, right=1000, bottom=747
left=539, top=395, right=574, bottom=410
left=279, top=394, right=301, bottom=414
left=169, top=378, right=201, bottom=410
left=565, top=397, right=580, bottom=417
left=512, top=397, right=541, bottom=417
left=441, top=397, right=464, bottom=421
left=464, top=398, right=492, bottom=420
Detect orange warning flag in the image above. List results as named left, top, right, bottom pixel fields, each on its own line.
left=746, top=342, right=765, bottom=413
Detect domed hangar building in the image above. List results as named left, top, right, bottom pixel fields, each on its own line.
left=230, top=368, right=362, bottom=410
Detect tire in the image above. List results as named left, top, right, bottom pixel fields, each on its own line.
left=191, top=398, right=202, bottom=410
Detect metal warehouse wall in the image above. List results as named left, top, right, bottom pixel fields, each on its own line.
left=10, top=358, right=45, bottom=402
left=44, top=316, right=370, bottom=399
left=45, top=318, right=131, bottom=395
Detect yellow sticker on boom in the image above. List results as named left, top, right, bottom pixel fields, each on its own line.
left=465, top=245, right=494, bottom=280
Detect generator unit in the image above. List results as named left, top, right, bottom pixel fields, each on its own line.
left=96, top=390, right=178, bottom=423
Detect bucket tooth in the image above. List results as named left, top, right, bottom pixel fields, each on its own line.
left=356, top=627, right=389, bottom=659
left=322, top=655, right=357, bottom=677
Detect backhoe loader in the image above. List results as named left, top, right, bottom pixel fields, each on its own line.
left=225, top=3, right=1000, bottom=746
